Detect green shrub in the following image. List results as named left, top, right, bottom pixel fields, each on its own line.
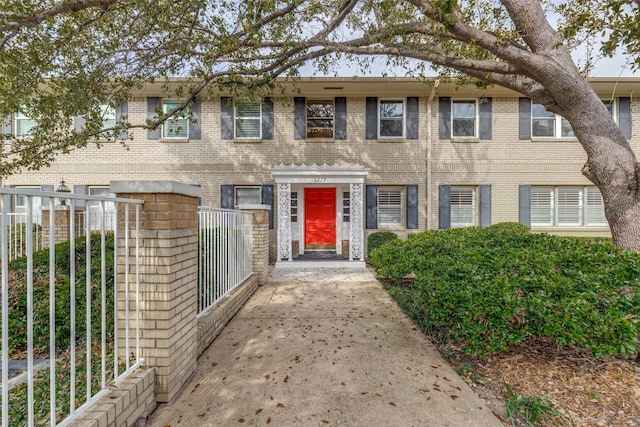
left=367, top=231, right=399, bottom=257
left=370, top=223, right=640, bottom=358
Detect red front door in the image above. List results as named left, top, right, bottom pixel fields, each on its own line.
left=304, top=188, right=336, bottom=248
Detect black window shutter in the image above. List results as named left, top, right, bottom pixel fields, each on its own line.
left=147, top=97, right=160, bottom=140
left=479, top=184, right=492, bottom=227
left=116, top=101, right=128, bottom=140
left=335, top=97, right=347, bottom=139
left=262, top=97, right=274, bottom=140
left=406, top=184, right=418, bottom=229
left=188, top=100, right=201, bottom=139
left=479, top=98, right=492, bottom=140
left=2, top=115, right=11, bottom=135
left=220, top=185, right=233, bottom=209
left=40, top=185, right=54, bottom=208
left=519, top=185, right=531, bottom=227
left=220, top=97, right=234, bottom=140
left=439, top=97, right=451, bottom=139
left=261, top=184, right=274, bottom=229
left=294, top=97, right=306, bottom=140
left=439, top=185, right=451, bottom=229
left=365, top=97, right=378, bottom=140
left=519, top=98, right=531, bottom=140
left=406, top=97, right=419, bottom=139
left=366, top=184, right=378, bottom=229
left=73, top=185, right=87, bottom=208
left=619, top=97, right=632, bottom=140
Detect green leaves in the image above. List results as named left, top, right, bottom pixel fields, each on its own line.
left=370, top=223, right=640, bottom=358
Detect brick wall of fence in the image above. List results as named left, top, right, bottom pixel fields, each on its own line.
left=69, top=181, right=270, bottom=427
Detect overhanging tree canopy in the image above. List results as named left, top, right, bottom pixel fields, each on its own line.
left=1, top=0, right=640, bottom=249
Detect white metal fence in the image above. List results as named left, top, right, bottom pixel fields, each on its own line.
left=198, top=208, right=253, bottom=316
left=0, top=187, right=143, bottom=427
left=4, top=211, right=117, bottom=262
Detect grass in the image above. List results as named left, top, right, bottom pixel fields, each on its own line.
left=504, top=384, right=566, bottom=426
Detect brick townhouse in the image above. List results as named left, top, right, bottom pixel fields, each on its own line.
left=3, top=77, right=638, bottom=265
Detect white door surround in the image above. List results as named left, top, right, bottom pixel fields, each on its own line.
left=271, top=163, right=369, bottom=267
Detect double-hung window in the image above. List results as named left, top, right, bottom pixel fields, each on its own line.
left=452, top=100, right=477, bottom=137
left=88, top=186, right=116, bottom=230
left=306, top=100, right=334, bottom=138
left=530, top=186, right=606, bottom=227
left=235, top=100, right=262, bottom=138
left=234, top=186, right=262, bottom=208
left=14, top=186, right=42, bottom=224
left=100, top=104, right=116, bottom=130
left=15, top=111, right=36, bottom=139
left=531, top=103, right=574, bottom=138
left=379, top=100, right=404, bottom=138
left=450, top=187, right=476, bottom=227
left=162, top=100, right=189, bottom=138
left=377, top=187, right=403, bottom=227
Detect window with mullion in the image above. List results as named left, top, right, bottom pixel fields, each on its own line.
left=100, top=104, right=116, bottom=131
left=379, top=99, right=404, bottom=138
left=532, top=102, right=576, bottom=138
left=234, top=186, right=261, bottom=208
left=162, top=100, right=189, bottom=138
left=450, top=187, right=476, bottom=227
left=15, top=111, right=36, bottom=139
left=530, top=186, right=605, bottom=227
left=306, top=99, right=334, bottom=138
left=452, top=100, right=477, bottom=137
left=377, top=187, right=403, bottom=226
left=235, top=100, right=262, bottom=138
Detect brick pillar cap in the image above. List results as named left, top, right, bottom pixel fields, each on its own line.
left=110, top=181, right=201, bottom=198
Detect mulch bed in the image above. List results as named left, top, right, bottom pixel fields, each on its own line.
left=454, top=338, right=640, bottom=426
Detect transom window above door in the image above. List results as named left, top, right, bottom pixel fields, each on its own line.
left=379, top=100, right=404, bottom=138
left=306, top=99, right=334, bottom=138
left=235, top=100, right=262, bottom=138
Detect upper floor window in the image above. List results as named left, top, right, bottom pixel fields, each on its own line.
left=162, top=100, right=189, bottom=139
left=306, top=100, right=334, bottom=138
left=531, top=103, right=575, bottom=138
left=378, top=186, right=404, bottom=227
left=450, top=187, right=476, bottom=227
left=234, top=186, right=261, bottom=208
left=235, top=100, right=261, bottom=139
left=100, top=104, right=116, bottom=130
left=452, top=100, right=478, bottom=138
left=379, top=99, right=404, bottom=138
left=530, top=186, right=606, bottom=227
left=15, top=111, right=36, bottom=139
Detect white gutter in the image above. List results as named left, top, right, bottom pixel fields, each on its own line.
left=426, top=80, right=440, bottom=230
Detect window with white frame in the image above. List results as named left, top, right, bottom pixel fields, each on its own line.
left=450, top=187, right=476, bottom=227
left=378, top=186, right=403, bottom=227
left=100, top=104, right=116, bottom=130
left=15, top=111, right=36, bottom=138
left=235, top=100, right=261, bottom=138
left=88, top=186, right=116, bottom=230
left=234, top=186, right=261, bottom=208
left=162, top=100, right=189, bottom=138
left=14, top=186, right=42, bottom=222
left=379, top=100, right=404, bottom=138
left=306, top=99, right=334, bottom=138
left=530, top=186, right=606, bottom=227
left=531, top=103, right=576, bottom=138
left=602, top=99, right=616, bottom=120
left=452, top=100, right=478, bottom=137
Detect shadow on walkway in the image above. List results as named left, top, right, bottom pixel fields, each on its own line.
left=146, top=267, right=502, bottom=426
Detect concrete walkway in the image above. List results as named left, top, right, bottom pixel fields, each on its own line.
left=147, top=267, right=503, bottom=427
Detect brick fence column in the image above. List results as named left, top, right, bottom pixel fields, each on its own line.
left=240, top=205, right=270, bottom=285
left=111, top=181, right=201, bottom=403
